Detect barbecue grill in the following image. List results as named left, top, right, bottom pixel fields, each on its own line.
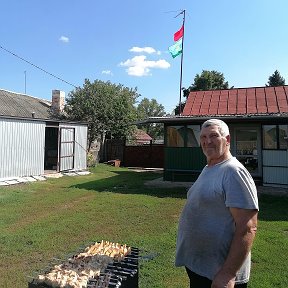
left=28, top=242, right=140, bottom=288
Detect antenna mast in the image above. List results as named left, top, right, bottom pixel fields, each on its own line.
left=24, top=70, right=27, bottom=94
left=175, top=9, right=185, bottom=115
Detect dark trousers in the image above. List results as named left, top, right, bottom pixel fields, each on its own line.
left=185, top=267, right=248, bottom=288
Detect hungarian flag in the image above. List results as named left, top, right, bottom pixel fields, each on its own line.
left=174, top=25, right=184, bottom=42
left=168, top=38, right=183, bottom=58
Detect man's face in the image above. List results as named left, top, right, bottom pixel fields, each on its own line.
left=200, top=125, right=230, bottom=163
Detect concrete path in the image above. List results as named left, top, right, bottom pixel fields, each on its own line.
left=144, top=177, right=288, bottom=197
left=0, top=170, right=91, bottom=186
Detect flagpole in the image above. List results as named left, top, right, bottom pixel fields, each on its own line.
left=176, top=10, right=185, bottom=115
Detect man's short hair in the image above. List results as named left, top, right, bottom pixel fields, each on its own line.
left=201, top=119, right=230, bottom=137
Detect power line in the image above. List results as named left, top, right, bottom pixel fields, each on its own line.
left=0, top=44, right=77, bottom=88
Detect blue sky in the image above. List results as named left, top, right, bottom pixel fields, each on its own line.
left=1, top=0, right=287, bottom=114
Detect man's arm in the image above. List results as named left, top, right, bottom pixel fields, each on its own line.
left=212, top=208, right=258, bottom=288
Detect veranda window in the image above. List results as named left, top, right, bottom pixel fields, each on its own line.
left=279, top=125, right=288, bottom=149
left=263, top=125, right=277, bottom=149
left=166, top=125, right=201, bottom=147
left=166, top=126, right=185, bottom=147
left=187, top=125, right=201, bottom=147
left=263, top=124, right=288, bottom=150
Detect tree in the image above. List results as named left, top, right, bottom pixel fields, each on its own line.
left=174, top=101, right=186, bottom=116
left=175, top=70, right=230, bottom=114
left=266, top=70, right=285, bottom=86
left=136, top=98, right=166, bottom=140
left=64, top=79, right=139, bottom=149
left=183, top=70, right=229, bottom=95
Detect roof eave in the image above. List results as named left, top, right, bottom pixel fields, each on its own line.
left=0, top=114, right=88, bottom=125
left=137, top=113, right=288, bottom=124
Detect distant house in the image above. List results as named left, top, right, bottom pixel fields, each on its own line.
left=132, top=129, right=153, bottom=145
left=0, top=89, right=88, bottom=180
left=140, top=85, right=288, bottom=187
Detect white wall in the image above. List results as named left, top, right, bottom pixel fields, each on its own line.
left=263, top=150, right=288, bottom=186
left=0, top=118, right=45, bottom=179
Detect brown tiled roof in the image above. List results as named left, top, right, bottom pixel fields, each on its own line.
left=0, top=89, right=51, bottom=119
left=182, top=85, right=288, bottom=117
left=134, top=128, right=152, bottom=141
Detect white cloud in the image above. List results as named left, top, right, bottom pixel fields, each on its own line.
left=102, top=70, right=113, bottom=76
left=119, top=55, right=170, bottom=77
left=129, top=47, right=156, bottom=54
left=59, top=36, right=69, bottom=43
left=129, top=46, right=161, bottom=55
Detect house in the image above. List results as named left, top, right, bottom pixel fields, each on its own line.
left=140, top=85, right=288, bottom=187
left=131, top=128, right=153, bottom=145
left=0, top=89, right=88, bottom=180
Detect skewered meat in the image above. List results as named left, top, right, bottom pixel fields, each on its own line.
left=36, top=240, right=131, bottom=288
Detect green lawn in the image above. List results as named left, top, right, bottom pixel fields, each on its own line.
left=0, top=164, right=287, bottom=287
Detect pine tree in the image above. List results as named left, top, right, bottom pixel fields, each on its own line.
left=266, top=70, right=285, bottom=86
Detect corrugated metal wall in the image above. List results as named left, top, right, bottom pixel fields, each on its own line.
left=164, top=147, right=206, bottom=181
left=0, top=118, right=45, bottom=179
left=59, top=123, right=87, bottom=171
left=263, top=150, right=288, bottom=186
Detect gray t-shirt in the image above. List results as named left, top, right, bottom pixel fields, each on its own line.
left=175, top=157, right=259, bottom=284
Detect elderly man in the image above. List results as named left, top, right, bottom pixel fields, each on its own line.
left=175, top=119, right=259, bottom=288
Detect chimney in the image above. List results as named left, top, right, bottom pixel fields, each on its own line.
left=51, top=90, right=65, bottom=113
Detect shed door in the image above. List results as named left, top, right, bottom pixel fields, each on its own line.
left=59, top=127, right=75, bottom=171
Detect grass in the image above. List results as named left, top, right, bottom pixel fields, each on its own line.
left=0, top=164, right=287, bottom=287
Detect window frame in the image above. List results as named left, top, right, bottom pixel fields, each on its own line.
left=165, top=124, right=201, bottom=148
left=262, top=124, right=288, bottom=150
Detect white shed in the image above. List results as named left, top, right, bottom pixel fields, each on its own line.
left=0, top=89, right=88, bottom=180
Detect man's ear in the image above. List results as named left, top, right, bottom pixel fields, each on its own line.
left=226, top=135, right=231, bottom=144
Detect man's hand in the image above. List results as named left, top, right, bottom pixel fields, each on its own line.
left=211, top=271, right=236, bottom=288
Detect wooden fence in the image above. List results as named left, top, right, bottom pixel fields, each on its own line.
left=103, top=139, right=164, bottom=168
